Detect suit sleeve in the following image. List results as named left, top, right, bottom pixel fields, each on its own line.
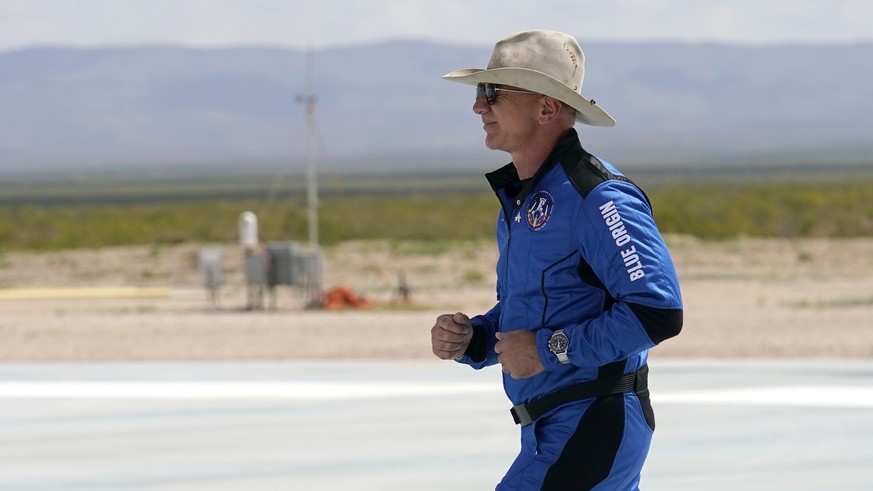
left=456, top=301, right=501, bottom=369
left=544, top=180, right=683, bottom=370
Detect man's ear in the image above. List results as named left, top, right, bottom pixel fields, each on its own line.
left=537, top=96, right=563, bottom=124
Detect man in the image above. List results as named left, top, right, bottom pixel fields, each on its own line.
left=431, top=30, right=683, bottom=490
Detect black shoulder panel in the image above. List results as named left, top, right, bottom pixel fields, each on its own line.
left=560, top=151, right=652, bottom=209
left=561, top=151, right=611, bottom=199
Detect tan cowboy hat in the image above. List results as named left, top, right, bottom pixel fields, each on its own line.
left=443, top=30, right=615, bottom=127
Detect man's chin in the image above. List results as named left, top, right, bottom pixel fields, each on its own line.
left=484, top=135, right=501, bottom=151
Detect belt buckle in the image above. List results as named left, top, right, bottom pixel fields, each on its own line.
left=511, top=404, right=532, bottom=426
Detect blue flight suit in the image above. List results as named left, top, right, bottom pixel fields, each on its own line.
left=457, top=129, right=683, bottom=490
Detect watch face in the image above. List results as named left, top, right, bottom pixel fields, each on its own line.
left=549, top=332, right=569, bottom=352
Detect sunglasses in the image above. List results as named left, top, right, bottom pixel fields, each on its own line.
left=476, top=83, right=538, bottom=105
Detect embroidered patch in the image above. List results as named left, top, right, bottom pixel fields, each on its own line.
left=525, top=189, right=555, bottom=231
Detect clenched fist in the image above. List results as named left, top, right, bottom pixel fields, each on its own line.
left=431, top=312, right=474, bottom=360
left=495, top=330, right=544, bottom=379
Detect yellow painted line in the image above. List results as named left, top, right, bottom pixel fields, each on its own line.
left=0, top=287, right=172, bottom=300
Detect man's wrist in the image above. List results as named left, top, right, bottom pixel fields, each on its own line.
left=461, top=322, right=488, bottom=363
left=536, top=329, right=562, bottom=371
left=548, top=329, right=570, bottom=365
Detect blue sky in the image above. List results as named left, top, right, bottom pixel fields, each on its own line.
left=1, top=0, right=871, bottom=52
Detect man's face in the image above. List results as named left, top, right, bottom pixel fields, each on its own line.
left=473, top=84, right=542, bottom=154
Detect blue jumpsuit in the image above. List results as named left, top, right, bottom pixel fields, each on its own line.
left=457, top=129, right=683, bottom=490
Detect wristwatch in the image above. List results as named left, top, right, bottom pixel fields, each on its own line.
left=548, top=330, right=570, bottom=364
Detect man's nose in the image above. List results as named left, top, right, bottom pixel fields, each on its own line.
left=473, top=95, right=489, bottom=114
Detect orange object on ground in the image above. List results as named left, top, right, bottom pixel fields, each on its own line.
left=323, top=285, right=371, bottom=309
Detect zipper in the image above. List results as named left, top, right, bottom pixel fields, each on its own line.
left=500, top=197, right=523, bottom=308
left=495, top=191, right=520, bottom=310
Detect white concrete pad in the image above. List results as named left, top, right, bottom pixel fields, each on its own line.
left=0, top=359, right=871, bottom=490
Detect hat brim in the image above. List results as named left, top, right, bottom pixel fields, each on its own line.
left=443, top=67, right=616, bottom=127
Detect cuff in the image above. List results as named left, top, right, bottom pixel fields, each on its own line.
left=456, top=322, right=488, bottom=364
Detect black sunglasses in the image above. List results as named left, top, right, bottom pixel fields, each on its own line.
left=476, top=83, right=538, bottom=105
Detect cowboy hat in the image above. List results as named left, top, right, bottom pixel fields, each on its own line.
left=442, top=30, right=615, bottom=127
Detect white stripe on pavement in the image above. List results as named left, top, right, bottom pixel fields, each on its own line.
left=1, top=382, right=872, bottom=408
left=0, top=382, right=499, bottom=400
left=654, top=385, right=873, bottom=409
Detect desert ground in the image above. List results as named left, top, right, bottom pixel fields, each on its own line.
left=1, top=237, right=872, bottom=362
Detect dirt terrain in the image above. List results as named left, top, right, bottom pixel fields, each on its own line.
left=1, top=237, right=872, bottom=362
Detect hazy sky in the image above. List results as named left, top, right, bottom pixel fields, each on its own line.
left=1, top=0, right=871, bottom=52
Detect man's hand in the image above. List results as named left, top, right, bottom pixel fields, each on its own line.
left=431, top=312, right=474, bottom=360
left=495, top=330, right=545, bottom=379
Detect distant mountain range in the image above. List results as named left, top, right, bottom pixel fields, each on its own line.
left=1, top=40, right=871, bottom=176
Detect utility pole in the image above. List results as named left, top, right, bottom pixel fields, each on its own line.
left=296, top=46, right=324, bottom=308
left=297, top=46, right=319, bottom=249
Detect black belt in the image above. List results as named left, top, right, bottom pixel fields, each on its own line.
left=510, top=364, right=649, bottom=426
